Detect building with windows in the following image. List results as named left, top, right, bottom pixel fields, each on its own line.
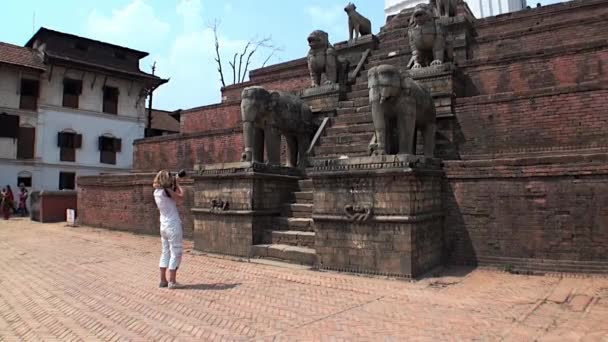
left=384, top=0, right=528, bottom=18
left=0, top=27, right=167, bottom=195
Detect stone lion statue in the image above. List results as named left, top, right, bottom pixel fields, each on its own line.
left=408, top=3, right=446, bottom=69
left=306, top=30, right=339, bottom=87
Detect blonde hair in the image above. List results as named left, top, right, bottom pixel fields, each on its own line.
left=153, top=170, right=173, bottom=189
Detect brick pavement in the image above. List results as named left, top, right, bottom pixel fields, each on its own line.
left=0, top=218, right=607, bottom=341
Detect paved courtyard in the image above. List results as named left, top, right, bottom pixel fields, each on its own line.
left=0, top=219, right=606, bottom=341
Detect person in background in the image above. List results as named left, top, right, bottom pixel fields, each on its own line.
left=18, top=183, right=28, bottom=217
left=6, top=185, right=15, bottom=213
left=1, top=187, right=11, bottom=220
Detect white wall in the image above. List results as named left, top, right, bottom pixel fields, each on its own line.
left=385, top=0, right=426, bottom=16
left=0, top=67, right=21, bottom=108
left=384, top=0, right=527, bottom=18
left=39, top=66, right=146, bottom=120
left=0, top=62, right=149, bottom=192
left=38, top=107, right=144, bottom=169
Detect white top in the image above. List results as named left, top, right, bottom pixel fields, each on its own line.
left=154, top=188, right=181, bottom=229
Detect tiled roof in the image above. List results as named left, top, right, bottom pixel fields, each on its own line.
left=0, top=42, right=45, bottom=71
left=150, top=109, right=180, bottom=132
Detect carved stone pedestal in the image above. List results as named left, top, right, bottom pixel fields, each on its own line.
left=309, top=154, right=444, bottom=278
left=191, top=162, right=302, bottom=257
left=407, top=62, right=464, bottom=159
left=301, top=83, right=346, bottom=115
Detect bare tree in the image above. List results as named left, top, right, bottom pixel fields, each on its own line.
left=208, top=20, right=282, bottom=87
left=209, top=20, right=227, bottom=88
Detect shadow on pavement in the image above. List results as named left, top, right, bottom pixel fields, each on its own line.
left=179, top=283, right=241, bottom=290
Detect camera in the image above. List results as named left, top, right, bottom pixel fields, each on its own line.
left=171, top=169, right=187, bottom=191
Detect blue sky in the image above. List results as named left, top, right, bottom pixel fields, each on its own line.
left=1, top=0, right=566, bottom=111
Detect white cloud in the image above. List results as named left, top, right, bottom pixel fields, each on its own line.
left=86, top=0, right=170, bottom=50
left=84, top=0, right=273, bottom=110
left=176, top=0, right=203, bottom=32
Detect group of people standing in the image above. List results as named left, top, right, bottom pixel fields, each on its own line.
left=1, top=184, right=29, bottom=220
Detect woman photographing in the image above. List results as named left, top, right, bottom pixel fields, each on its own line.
left=153, top=170, right=185, bottom=289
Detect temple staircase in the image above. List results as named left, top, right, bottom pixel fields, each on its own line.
left=251, top=178, right=316, bottom=265
left=249, top=11, right=432, bottom=265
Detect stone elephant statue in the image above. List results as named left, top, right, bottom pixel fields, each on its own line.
left=240, top=86, right=315, bottom=168
left=367, top=64, right=436, bottom=157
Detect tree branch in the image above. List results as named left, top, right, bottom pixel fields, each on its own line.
left=228, top=52, right=238, bottom=84
left=208, top=20, right=226, bottom=88
left=208, top=19, right=283, bottom=86
left=261, top=46, right=282, bottom=68
left=237, top=40, right=252, bottom=84
left=241, top=36, right=273, bottom=82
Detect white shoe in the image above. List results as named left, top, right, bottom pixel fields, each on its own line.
left=168, top=282, right=181, bottom=289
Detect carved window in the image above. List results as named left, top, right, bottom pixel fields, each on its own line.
left=58, top=131, right=82, bottom=162
left=17, top=171, right=32, bottom=188
left=98, top=136, right=121, bottom=165
left=59, top=172, right=76, bottom=190
left=62, top=79, right=82, bottom=108
left=17, top=126, right=35, bottom=159
left=103, top=86, right=119, bottom=114
left=0, top=112, right=19, bottom=139
left=19, top=79, right=39, bottom=110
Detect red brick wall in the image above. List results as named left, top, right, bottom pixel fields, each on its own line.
left=180, top=103, right=241, bottom=134
left=463, top=49, right=607, bottom=96
left=133, top=59, right=311, bottom=172
left=443, top=154, right=608, bottom=267
left=77, top=174, right=194, bottom=238
left=133, top=130, right=242, bottom=171
left=455, top=86, right=608, bottom=160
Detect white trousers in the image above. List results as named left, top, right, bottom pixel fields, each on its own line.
left=159, top=224, right=183, bottom=270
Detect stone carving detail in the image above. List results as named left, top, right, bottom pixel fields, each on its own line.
left=240, top=86, right=315, bottom=168
left=343, top=204, right=372, bottom=222
left=368, top=64, right=437, bottom=157
left=344, top=3, right=372, bottom=42
left=307, top=30, right=343, bottom=87
left=210, top=199, right=229, bottom=212
left=432, top=0, right=457, bottom=18
left=408, top=3, right=446, bottom=69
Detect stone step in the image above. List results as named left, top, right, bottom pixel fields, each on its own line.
left=314, top=143, right=369, bottom=156
left=319, top=132, right=372, bottom=145
left=251, top=244, right=317, bottom=265
left=331, top=113, right=372, bottom=126
left=298, top=179, right=312, bottom=191
left=271, top=230, right=315, bottom=248
left=345, top=89, right=369, bottom=100
left=336, top=105, right=370, bottom=116
left=326, top=123, right=374, bottom=136
left=294, top=191, right=313, bottom=203
left=282, top=203, right=313, bottom=218
left=312, top=151, right=369, bottom=160
left=338, top=100, right=354, bottom=108
left=353, top=83, right=369, bottom=91
left=272, top=217, right=314, bottom=231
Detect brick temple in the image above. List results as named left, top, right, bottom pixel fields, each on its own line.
left=78, top=0, right=608, bottom=277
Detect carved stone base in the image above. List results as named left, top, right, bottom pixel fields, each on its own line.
left=301, top=83, right=346, bottom=114
left=405, top=62, right=464, bottom=159
left=192, top=162, right=302, bottom=257
left=309, top=154, right=444, bottom=278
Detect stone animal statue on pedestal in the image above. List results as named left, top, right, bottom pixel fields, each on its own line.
left=367, top=64, right=436, bottom=157
left=431, top=0, right=458, bottom=17
left=307, top=30, right=339, bottom=87
left=240, top=86, right=315, bottom=168
left=408, top=3, right=446, bottom=69
left=344, top=2, right=372, bottom=42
